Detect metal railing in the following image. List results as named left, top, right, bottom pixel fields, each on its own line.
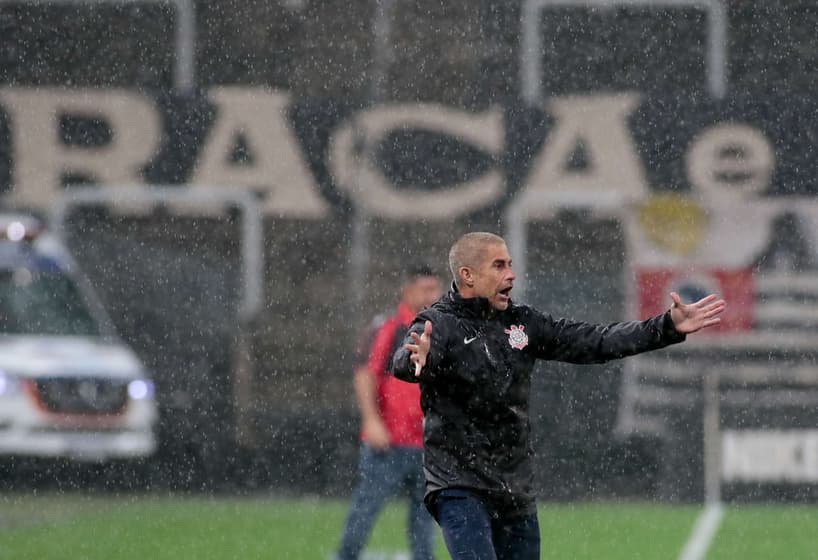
left=520, top=0, right=728, bottom=103
left=51, top=185, right=264, bottom=447
left=51, top=186, right=263, bottom=321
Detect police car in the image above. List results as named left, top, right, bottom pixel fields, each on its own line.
left=0, top=214, right=157, bottom=462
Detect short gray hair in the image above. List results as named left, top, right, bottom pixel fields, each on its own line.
left=448, top=232, right=506, bottom=287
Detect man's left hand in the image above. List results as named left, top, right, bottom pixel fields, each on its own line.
left=669, top=291, right=726, bottom=334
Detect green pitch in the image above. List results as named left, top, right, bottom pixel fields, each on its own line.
left=0, top=494, right=816, bottom=559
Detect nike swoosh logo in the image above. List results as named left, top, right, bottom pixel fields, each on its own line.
left=464, top=336, right=477, bottom=344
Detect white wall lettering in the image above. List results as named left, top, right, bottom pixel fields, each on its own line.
left=329, top=104, right=504, bottom=220
left=0, top=88, right=160, bottom=210
left=520, top=94, right=647, bottom=210
left=686, top=123, right=774, bottom=201
left=193, top=87, right=329, bottom=218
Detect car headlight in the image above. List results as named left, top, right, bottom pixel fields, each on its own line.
left=0, top=369, right=22, bottom=397
left=127, top=379, right=155, bottom=400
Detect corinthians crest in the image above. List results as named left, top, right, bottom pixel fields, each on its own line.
left=504, top=324, right=528, bottom=350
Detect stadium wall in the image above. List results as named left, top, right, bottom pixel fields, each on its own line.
left=2, top=89, right=818, bottom=498
left=3, top=0, right=818, bottom=498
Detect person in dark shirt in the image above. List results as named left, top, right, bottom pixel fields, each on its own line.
left=392, top=232, right=725, bottom=560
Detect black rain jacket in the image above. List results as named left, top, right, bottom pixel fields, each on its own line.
left=391, top=284, right=686, bottom=514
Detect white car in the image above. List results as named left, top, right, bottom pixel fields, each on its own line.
left=0, top=215, right=158, bottom=462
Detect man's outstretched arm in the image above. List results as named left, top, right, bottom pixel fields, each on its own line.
left=534, top=292, right=726, bottom=364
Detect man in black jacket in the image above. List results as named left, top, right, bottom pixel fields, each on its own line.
left=391, top=231, right=726, bottom=560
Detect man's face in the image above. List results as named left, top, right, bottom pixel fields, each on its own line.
left=470, top=242, right=515, bottom=310
left=403, top=275, right=442, bottom=312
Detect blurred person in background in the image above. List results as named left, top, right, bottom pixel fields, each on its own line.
left=336, top=265, right=442, bottom=560
left=392, top=232, right=726, bottom=560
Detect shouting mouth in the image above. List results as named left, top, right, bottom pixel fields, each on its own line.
left=497, top=286, right=513, bottom=303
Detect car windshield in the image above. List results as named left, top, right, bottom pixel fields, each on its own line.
left=0, top=267, right=102, bottom=336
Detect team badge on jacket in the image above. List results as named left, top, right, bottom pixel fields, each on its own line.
left=504, top=325, right=528, bottom=350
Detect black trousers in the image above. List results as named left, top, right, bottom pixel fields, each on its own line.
left=428, top=489, right=540, bottom=560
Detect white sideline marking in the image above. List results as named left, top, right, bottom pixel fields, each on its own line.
left=678, top=504, right=724, bottom=560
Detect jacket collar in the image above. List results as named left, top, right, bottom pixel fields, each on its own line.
left=443, top=281, right=510, bottom=320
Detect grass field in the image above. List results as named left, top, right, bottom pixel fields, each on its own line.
left=1, top=493, right=817, bottom=559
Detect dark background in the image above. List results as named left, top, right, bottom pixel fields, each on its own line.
left=2, top=0, right=818, bottom=500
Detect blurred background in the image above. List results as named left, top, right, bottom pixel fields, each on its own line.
left=1, top=0, right=818, bottom=512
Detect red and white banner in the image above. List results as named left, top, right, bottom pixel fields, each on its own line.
left=625, top=193, right=818, bottom=334
left=635, top=268, right=754, bottom=332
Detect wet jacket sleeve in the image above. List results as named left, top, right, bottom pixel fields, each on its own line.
left=531, top=309, right=686, bottom=364
left=390, top=309, right=445, bottom=383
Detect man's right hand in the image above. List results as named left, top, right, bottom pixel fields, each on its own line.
left=363, top=417, right=390, bottom=450
left=404, top=320, right=433, bottom=377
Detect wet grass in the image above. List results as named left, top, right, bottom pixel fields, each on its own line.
left=708, top=504, right=818, bottom=560
left=0, top=494, right=815, bottom=559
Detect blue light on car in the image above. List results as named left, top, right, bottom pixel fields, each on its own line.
left=128, top=379, right=154, bottom=400
left=0, top=370, right=19, bottom=397
left=6, top=221, right=26, bottom=242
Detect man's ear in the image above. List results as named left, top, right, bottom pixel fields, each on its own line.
left=459, top=266, right=473, bottom=287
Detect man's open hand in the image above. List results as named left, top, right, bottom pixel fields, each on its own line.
left=404, top=320, right=432, bottom=377
left=669, top=292, right=726, bottom=334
